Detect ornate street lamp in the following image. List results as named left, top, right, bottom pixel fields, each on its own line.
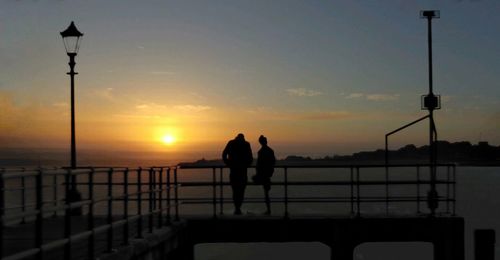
left=61, top=22, right=83, bottom=215
left=60, top=21, right=83, bottom=169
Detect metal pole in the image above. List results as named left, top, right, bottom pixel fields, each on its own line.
left=87, top=169, right=95, bottom=260
left=212, top=168, right=217, bottom=218
left=53, top=175, right=58, bottom=217
left=219, top=167, right=224, bottom=215
left=21, top=176, right=26, bottom=223
left=166, top=168, right=171, bottom=225
left=0, top=169, right=5, bottom=257
left=350, top=167, right=354, bottom=215
left=68, top=53, right=77, bottom=169
left=385, top=135, right=389, bottom=166
left=106, top=168, right=113, bottom=252
left=425, top=13, right=438, bottom=215
left=148, top=168, right=153, bottom=233
left=174, top=167, right=179, bottom=221
left=35, top=169, right=44, bottom=260
left=284, top=167, right=288, bottom=218
left=137, top=168, right=143, bottom=238
left=158, top=168, right=163, bottom=228
left=385, top=166, right=389, bottom=215
left=64, top=169, right=72, bottom=259
left=356, top=167, right=360, bottom=217
left=123, top=168, right=129, bottom=245
left=417, top=166, right=421, bottom=214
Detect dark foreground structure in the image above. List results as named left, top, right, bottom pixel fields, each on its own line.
left=1, top=165, right=463, bottom=260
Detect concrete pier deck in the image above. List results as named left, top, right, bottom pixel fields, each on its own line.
left=2, top=214, right=463, bottom=260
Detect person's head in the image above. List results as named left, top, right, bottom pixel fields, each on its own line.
left=236, top=133, right=245, bottom=141
left=259, top=135, right=267, bottom=146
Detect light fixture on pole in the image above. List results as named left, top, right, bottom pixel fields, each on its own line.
left=60, top=21, right=83, bottom=169
left=61, top=21, right=83, bottom=216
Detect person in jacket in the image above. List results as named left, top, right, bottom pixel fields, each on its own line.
left=222, top=133, right=253, bottom=215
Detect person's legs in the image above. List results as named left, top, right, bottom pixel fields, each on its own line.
left=263, top=180, right=271, bottom=214
left=230, top=169, right=247, bottom=215
left=235, top=183, right=246, bottom=214
left=230, top=182, right=242, bottom=214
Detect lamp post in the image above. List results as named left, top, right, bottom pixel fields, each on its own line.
left=61, top=21, right=83, bottom=215
left=420, top=10, right=440, bottom=215
left=60, top=21, right=83, bottom=169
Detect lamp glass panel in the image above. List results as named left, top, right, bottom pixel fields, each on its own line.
left=63, top=36, right=81, bottom=54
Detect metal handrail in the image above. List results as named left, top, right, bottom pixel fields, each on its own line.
left=1, top=164, right=456, bottom=260
left=177, top=164, right=456, bottom=218
left=0, top=166, right=177, bottom=260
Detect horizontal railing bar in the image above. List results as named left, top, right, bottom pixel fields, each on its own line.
left=176, top=180, right=454, bottom=187
left=1, top=248, right=40, bottom=260
left=179, top=198, right=455, bottom=205
left=1, top=210, right=39, bottom=222
left=179, top=163, right=455, bottom=169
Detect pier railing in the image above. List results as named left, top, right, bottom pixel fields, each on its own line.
left=0, top=167, right=178, bottom=260
left=177, top=164, right=456, bottom=217
left=0, top=164, right=456, bottom=260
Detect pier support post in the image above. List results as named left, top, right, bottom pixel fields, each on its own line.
left=330, top=242, right=355, bottom=260
left=475, top=229, right=495, bottom=260
left=169, top=242, right=194, bottom=260
left=433, top=230, right=464, bottom=260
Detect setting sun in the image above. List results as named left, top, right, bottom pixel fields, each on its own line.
left=161, top=135, right=176, bottom=145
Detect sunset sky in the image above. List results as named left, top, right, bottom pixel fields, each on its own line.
left=1, top=1, right=500, bottom=163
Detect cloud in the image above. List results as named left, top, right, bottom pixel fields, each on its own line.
left=52, top=102, right=68, bottom=108
left=135, top=103, right=167, bottom=110
left=286, top=88, right=322, bottom=97
left=149, top=71, right=175, bottom=75
left=346, top=93, right=364, bottom=99
left=345, top=93, right=400, bottom=101
left=295, top=111, right=352, bottom=120
left=366, top=94, right=400, bottom=101
left=113, top=114, right=160, bottom=119
left=174, top=105, right=212, bottom=112
left=245, top=107, right=353, bottom=121
left=92, top=87, right=115, bottom=101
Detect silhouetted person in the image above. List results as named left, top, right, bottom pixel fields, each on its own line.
left=254, top=135, right=276, bottom=215
left=222, top=133, right=253, bottom=215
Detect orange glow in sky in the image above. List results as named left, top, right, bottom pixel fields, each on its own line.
left=161, top=135, right=176, bottom=146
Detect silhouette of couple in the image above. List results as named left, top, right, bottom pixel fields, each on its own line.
left=222, top=133, right=276, bottom=215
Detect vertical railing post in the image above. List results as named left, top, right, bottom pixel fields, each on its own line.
left=385, top=166, right=389, bottom=215
left=219, top=167, right=224, bottom=215
left=158, top=167, right=163, bottom=228
left=475, top=229, right=496, bottom=260
left=106, top=168, right=113, bottom=252
left=0, top=168, right=5, bottom=257
left=174, top=167, right=179, bottom=221
left=452, top=165, right=456, bottom=216
left=446, top=165, right=450, bottom=214
left=87, top=168, right=95, bottom=260
left=123, top=168, right=129, bottom=245
left=136, top=168, right=143, bottom=238
left=148, top=168, right=154, bottom=233
left=64, top=169, right=73, bottom=259
left=350, top=167, right=354, bottom=216
left=166, top=168, right=171, bottom=225
left=356, top=167, right=360, bottom=217
left=21, top=175, right=26, bottom=224
left=417, top=166, right=421, bottom=214
left=35, top=168, right=44, bottom=260
left=53, top=174, right=58, bottom=217
left=284, top=167, right=289, bottom=218
left=212, top=167, right=217, bottom=218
